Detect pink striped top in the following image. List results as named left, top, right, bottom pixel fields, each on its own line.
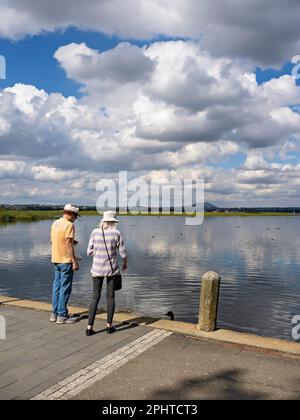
left=87, top=228, right=127, bottom=277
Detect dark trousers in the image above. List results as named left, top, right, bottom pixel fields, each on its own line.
left=88, top=277, right=115, bottom=325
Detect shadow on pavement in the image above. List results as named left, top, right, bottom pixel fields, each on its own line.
left=149, top=369, right=267, bottom=400
left=115, top=323, right=139, bottom=332
left=121, top=316, right=159, bottom=326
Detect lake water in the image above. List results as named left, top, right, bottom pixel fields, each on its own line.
left=0, top=215, right=300, bottom=341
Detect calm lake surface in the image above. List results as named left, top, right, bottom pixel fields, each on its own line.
left=0, top=215, right=299, bottom=341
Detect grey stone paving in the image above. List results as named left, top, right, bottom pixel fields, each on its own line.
left=32, top=330, right=173, bottom=400
left=75, top=334, right=300, bottom=400
left=0, top=305, right=149, bottom=400
left=2, top=305, right=300, bottom=400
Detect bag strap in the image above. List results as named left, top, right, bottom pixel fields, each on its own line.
left=102, top=228, right=114, bottom=274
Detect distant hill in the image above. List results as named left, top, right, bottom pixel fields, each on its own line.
left=216, top=206, right=300, bottom=213
left=204, top=202, right=218, bottom=211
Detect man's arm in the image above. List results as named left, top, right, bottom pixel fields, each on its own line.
left=66, top=238, right=79, bottom=271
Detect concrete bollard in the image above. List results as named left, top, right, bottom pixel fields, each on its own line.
left=197, top=271, right=221, bottom=332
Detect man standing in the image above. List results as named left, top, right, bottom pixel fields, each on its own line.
left=50, top=204, right=80, bottom=324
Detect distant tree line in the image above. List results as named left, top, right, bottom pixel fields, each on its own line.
left=1, top=204, right=300, bottom=213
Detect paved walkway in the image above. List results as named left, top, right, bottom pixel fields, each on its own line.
left=1, top=305, right=300, bottom=400
left=0, top=305, right=150, bottom=400
left=75, top=333, right=300, bottom=400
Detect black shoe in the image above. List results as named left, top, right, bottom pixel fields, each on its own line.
left=86, top=328, right=95, bottom=336
left=107, top=326, right=116, bottom=334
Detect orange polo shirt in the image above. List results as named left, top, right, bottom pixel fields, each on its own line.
left=51, top=218, right=75, bottom=263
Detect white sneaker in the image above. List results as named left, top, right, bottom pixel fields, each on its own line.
left=56, top=315, right=78, bottom=324
left=50, top=313, right=57, bottom=322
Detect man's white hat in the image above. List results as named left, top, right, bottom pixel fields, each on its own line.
left=63, top=204, right=80, bottom=217
left=101, top=210, right=119, bottom=223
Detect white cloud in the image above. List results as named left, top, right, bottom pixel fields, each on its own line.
left=54, top=42, right=157, bottom=110
left=54, top=41, right=300, bottom=150
left=55, top=42, right=156, bottom=85
left=0, top=116, right=10, bottom=136
left=0, top=159, right=28, bottom=178
left=1, top=1, right=300, bottom=65
left=1, top=40, right=300, bottom=205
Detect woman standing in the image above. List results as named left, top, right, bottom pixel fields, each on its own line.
left=86, top=211, right=127, bottom=336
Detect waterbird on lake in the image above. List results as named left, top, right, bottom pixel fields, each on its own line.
left=164, top=311, right=175, bottom=321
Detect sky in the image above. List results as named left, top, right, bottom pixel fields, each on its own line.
left=1, top=0, right=300, bottom=207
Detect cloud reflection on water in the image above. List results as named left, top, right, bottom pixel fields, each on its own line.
left=0, top=216, right=299, bottom=340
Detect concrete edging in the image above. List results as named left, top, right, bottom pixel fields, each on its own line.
left=1, top=295, right=300, bottom=358
left=149, top=319, right=300, bottom=358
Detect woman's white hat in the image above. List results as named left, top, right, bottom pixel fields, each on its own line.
left=101, top=210, right=119, bottom=223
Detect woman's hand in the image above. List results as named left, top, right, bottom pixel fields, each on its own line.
left=121, top=261, right=128, bottom=271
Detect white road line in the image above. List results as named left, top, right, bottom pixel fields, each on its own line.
left=31, top=329, right=173, bottom=400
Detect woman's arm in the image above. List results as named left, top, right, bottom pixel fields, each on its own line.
left=117, top=233, right=127, bottom=271
left=121, top=255, right=128, bottom=271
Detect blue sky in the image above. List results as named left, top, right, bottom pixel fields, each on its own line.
left=0, top=28, right=297, bottom=97
left=0, top=29, right=123, bottom=97
left=0, top=30, right=186, bottom=97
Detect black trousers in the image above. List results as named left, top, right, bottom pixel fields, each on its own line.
left=88, top=277, right=115, bottom=325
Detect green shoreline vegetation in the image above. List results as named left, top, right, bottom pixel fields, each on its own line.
left=0, top=210, right=99, bottom=222
left=0, top=209, right=297, bottom=222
